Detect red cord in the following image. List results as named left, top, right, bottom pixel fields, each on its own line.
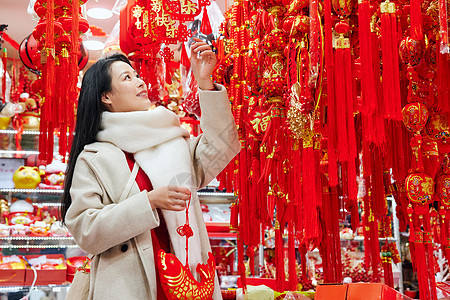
left=176, top=193, right=192, bottom=266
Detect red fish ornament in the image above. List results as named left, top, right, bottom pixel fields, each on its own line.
left=157, top=251, right=216, bottom=300
left=155, top=194, right=216, bottom=300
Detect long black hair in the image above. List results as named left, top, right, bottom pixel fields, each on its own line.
left=61, top=53, right=132, bottom=224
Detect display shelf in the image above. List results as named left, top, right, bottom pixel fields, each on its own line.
left=0, top=130, right=40, bottom=135
left=0, top=284, right=70, bottom=294
left=0, top=236, right=73, bottom=241
left=0, top=236, right=77, bottom=249
left=197, top=192, right=237, bottom=203
left=0, top=150, right=40, bottom=156
left=0, top=284, right=69, bottom=291
left=0, top=188, right=63, bottom=194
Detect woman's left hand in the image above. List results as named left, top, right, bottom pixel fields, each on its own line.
left=190, top=37, right=217, bottom=90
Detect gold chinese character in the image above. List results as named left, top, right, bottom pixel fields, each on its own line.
left=181, top=0, right=198, bottom=14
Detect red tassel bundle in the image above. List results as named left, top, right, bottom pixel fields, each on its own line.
left=324, top=0, right=338, bottom=186
left=39, top=0, right=56, bottom=164
left=1, top=49, right=6, bottom=102
left=357, top=0, right=377, bottom=115
left=380, top=1, right=402, bottom=120
left=410, top=0, right=424, bottom=40
left=437, top=41, right=450, bottom=112
left=302, top=140, right=319, bottom=242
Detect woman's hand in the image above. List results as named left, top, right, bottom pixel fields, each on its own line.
left=190, top=37, right=217, bottom=90
left=147, top=186, right=190, bottom=211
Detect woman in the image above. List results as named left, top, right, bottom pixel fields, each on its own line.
left=61, top=38, right=240, bottom=299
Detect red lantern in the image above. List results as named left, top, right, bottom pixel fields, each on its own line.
left=436, top=173, right=450, bottom=206
left=399, top=36, right=423, bottom=66
left=405, top=172, right=435, bottom=205
left=262, top=75, right=286, bottom=98
left=19, top=34, right=41, bottom=73
left=261, top=29, right=289, bottom=56
left=332, top=0, right=353, bottom=18
left=282, top=15, right=309, bottom=38
left=32, top=20, right=64, bottom=43
left=425, top=110, right=450, bottom=141
left=402, top=102, right=429, bottom=133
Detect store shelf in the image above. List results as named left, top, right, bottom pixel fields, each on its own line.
left=0, top=236, right=73, bottom=241
left=0, top=150, right=40, bottom=156
left=0, top=188, right=63, bottom=194
left=0, top=129, right=40, bottom=135
left=197, top=192, right=237, bottom=203
left=0, top=284, right=70, bottom=293
left=0, top=236, right=77, bottom=249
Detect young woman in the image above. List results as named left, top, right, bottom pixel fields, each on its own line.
left=61, top=38, right=240, bottom=299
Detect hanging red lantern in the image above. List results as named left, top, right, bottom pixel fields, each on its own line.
left=332, top=0, right=353, bottom=18
left=286, top=0, right=309, bottom=15
left=282, top=15, right=309, bottom=39
left=261, top=30, right=289, bottom=56
left=402, top=102, right=429, bottom=133
left=60, top=16, right=89, bottom=34
left=405, top=172, right=435, bottom=205
left=262, top=75, right=286, bottom=98
left=399, top=36, right=423, bottom=66
left=425, top=110, right=450, bottom=141
left=436, top=173, right=450, bottom=206
left=19, top=34, right=41, bottom=73
left=32, top=20, right=64, bottom=43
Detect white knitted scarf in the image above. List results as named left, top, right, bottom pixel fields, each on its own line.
left=97, top=107, right=204, bottom=273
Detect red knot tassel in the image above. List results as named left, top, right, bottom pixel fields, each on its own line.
left=324, top=0, right=338, bottom=186
left=288, top=216, right=297, bottom=291
left=333, top=46, right=349, bottom=161
left=302, top=141, right=319, bottom=243
left=275, top=221, right=285, bottom=292
left=437, top=41, right=450, bottom=112
left=358, top=0, right=377, bottom=115
left=410, top=0, right=424, bottom=40
left=380, top=1, right=402, bottom=120
left=1, top=50, right=6, bottom=102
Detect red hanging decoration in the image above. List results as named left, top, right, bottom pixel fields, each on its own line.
left=380, top=0, right=402, bottom=120
left=156, top=194, right=216, bottom=300
left=200, top=7, right=212, bottom=35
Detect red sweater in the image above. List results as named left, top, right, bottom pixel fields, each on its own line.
left=124, top=152, right=169, bottom=300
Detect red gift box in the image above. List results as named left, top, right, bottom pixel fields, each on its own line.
left=24, top=254, right=66, bottom=285
left=315, top=284, right=348, bottom=299
left=316, top=283, right=413, bottom=300
left=237, top=277, right=277, bottom=291
left=0, top=255, right=26, bottom=286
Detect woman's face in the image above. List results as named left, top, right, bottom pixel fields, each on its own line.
left=101, top=61, right=151, bottom=112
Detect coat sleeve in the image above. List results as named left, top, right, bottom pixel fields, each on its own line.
left=65, top=152, right=160, bottom=254
left=188, top=84, right=241, bottom=189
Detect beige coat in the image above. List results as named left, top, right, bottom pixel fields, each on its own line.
left=66, top=84, right=240, bottom=299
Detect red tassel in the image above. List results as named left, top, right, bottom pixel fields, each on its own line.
left=380, top=1, right=402, bottom=120
left=437, top=43, right=450, bottom=112
left=275, top=223, right=285, bottom=292
left=302, top=142, right=319, bottom=242
left=410, top=0, right=424, bottom=40
left=237, top=231, right=247, bottom=293
left=200, top=7, right=212, bottom=35
left=358, top=0, right=377, bottom=115
left=333, top=47, right=349, bottom=161
left=423, top=214, right=438, bottom=300
left=1, top=50, right=6, bottom=102
left=288, top=218, right=297, bottom=291
left=324, top=0, right=338, bottom=186
left=180, top=43, right=191, bottom=70
left=372, top=147, right=387, bottom=218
